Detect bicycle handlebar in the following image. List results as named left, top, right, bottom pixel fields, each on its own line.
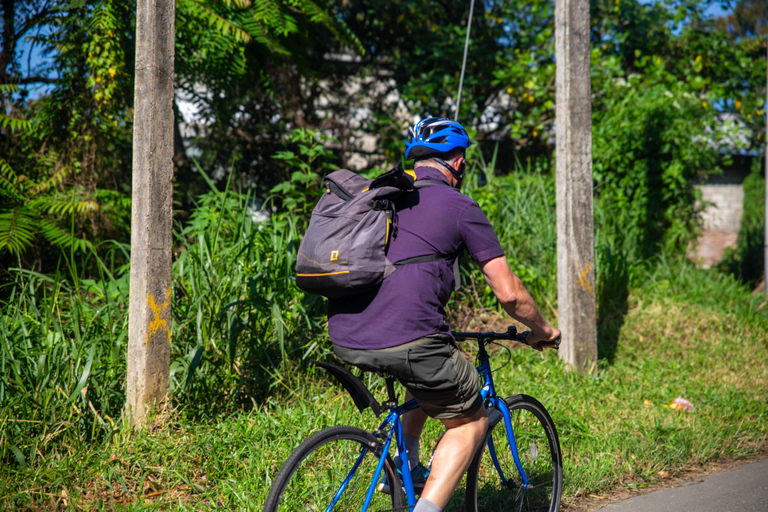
left=453, top=325, right=561, bottom=350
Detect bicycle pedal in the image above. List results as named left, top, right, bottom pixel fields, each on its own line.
left=377, top=480, right=425, bottom=496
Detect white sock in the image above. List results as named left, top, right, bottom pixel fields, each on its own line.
left=413, top=497, right=442, bottom=512
left=403, top=433, right=420, bottom=469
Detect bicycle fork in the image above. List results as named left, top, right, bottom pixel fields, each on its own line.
left=486, top=396, right=532, bottom=491
left=332, top=409, right=419, bottom=512
left=478, top=353, right=532, bottom=492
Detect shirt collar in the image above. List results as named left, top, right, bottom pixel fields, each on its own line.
left=414, top=166, right=451, bottom=185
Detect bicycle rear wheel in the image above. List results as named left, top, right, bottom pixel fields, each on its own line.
left=465, top=394, right=563, bottom=512
left=263, top=425, right=404, bottom=512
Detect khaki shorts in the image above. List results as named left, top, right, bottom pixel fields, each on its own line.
left=332, top=334, right=483, bottom=420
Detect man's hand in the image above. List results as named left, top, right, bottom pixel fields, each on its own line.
left=526, top=327, right=562, bottom=352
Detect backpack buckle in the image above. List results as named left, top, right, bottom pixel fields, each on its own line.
left=372, top=199, right=392, bottom=211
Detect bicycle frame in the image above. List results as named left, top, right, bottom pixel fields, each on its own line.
left=336, top=338, right=532, bottom=512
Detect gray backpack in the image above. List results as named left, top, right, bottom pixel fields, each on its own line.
left=295, top=164, right=459, bottom=298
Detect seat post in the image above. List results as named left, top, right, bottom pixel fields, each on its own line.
left=383, top=376, right=398, bottom=409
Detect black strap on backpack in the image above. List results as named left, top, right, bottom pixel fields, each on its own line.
left=393, top=178, right=464, bottom=291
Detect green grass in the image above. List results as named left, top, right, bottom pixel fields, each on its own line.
left=2, top=163, right=767, bottom=509
left=2, top=259, right=766, bottom=510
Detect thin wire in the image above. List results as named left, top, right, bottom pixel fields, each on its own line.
left=454, top=0, right=476, bottom=122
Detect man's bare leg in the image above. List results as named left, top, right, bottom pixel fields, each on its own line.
left=401, top=390, right=428, bottom=469
left=418, top=406, right=489, bottom=508
left=402, top=390, right=428, bottom=436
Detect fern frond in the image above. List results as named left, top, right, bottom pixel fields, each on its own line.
left=253, top=0, right=289, bottom=34
left=30, top=166, right=72, bottom=195
left=288, top=0, right=364, bottom=55
left=0, top=84, right=20, bottom=93
left=0, top=157, right=26, bottom=202
left=240, top=9, right=290, bottom=55
left=0, top=113, right=32, bottom=132
left=179, top=0, right=253, bottom=43
left=0, top=208, right=37, bottom=255
left=224, top=0, right=252, bottom=8
left=94, top=189, right=132, bottom=211
left=30, top=196, right=99, bottom=217
left=90, top=3, right=118, bottom=31
left=38, top=219, right=93, bottom=253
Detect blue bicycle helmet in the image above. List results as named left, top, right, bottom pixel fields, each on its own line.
left=405, top=117, right=472, bottom=160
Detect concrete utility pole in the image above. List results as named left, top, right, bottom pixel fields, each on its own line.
left=126, top=0, right=175, bottom=425
left=555, top=0, right=597, bottom=371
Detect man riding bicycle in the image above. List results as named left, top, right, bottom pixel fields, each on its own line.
left=329, top=116, right=561, bottom=512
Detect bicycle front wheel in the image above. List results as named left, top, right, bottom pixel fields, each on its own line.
left=465, top=394, right=563, bottom=512
left=263, top=425, right=404, bottom=512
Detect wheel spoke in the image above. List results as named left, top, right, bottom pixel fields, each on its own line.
left=264, top=426, right=403, bottom=512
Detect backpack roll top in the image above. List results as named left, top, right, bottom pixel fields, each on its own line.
left=295, top=169, right=402, bottom=298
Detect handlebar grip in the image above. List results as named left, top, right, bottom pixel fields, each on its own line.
left=548, top=336, right=561, bottom=350
left=522, top=331, right=561, bottom=350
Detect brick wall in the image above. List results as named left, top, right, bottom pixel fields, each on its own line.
left=694, top=183, right=744, bottom=268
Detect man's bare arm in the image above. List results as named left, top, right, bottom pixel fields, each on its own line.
left=479, top=255, right=560, bottom=350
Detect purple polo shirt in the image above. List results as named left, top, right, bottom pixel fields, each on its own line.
left=327, top=167, right=505, bottom=349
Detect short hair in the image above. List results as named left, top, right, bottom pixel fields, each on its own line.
left=414, top=147, right=465, bottom=167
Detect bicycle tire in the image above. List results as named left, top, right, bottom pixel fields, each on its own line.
left=263, top=425, right=405, bottom=512
left=465, top=394, right=563, bottom=512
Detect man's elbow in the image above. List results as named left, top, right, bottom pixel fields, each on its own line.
left=495, top=289, right=519, bottom=309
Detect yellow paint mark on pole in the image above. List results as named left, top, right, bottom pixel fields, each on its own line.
left=577, top=261, right=594, bottom=296
left=146, top=287, right=172, bottom=346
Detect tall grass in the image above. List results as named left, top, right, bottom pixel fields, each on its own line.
left=0, top=243, right=130, bottom=469
left=170, top=186, right=327, bottom=410
left=455, top=157, right=649, bottom=346
left=0, top=181, right=328, bottom=467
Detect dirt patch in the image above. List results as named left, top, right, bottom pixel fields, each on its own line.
left=561, top=444, right=768, bottom=511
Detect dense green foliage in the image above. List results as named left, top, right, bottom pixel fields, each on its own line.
left=0, top=0, right=134, bottom=267
left=3, top=0, right=767, bottom=271
left=1, top=0, right=767, bottom=506
left=0, top=176, right=332, bottom=468
left=593, top=72, right=716, bottom=258
left=0, top=0, right=359, bottom=269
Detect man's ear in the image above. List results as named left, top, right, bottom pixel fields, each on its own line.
left=456, top=155, right=466, bottom=177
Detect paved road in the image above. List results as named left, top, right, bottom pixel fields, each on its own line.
left=598, top=458, right=768, bottom=512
